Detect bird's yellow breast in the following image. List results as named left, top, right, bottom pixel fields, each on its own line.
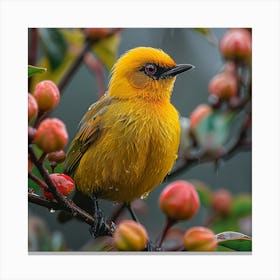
left=74, top=98, right=180, bottom=202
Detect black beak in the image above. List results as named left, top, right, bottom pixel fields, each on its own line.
left=162, top=64, right=195, bottom=78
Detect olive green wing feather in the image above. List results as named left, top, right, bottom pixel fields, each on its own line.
left=64, top=94, right=113, bottom=176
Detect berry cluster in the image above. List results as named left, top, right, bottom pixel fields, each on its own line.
left=28, top=80, right=75, bottom=200
left=179, top=28, right=251, bottom=160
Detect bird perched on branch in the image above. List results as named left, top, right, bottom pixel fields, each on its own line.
left=64, top=46, right=194, bottom=230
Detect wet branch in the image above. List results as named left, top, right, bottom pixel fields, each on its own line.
left=168, top=106, right=251, bottom=179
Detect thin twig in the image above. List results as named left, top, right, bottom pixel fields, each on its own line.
left=156, top=218, right=176, bottom=249
left=28, top=190, right=95, bottom=226
left=84, top=53, right=106, bottom=97
left=58, top=39, right=92, bottom=93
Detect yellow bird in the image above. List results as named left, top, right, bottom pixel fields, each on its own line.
left=64, top=47, right=194, bottom=204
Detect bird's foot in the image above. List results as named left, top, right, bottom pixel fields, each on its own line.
left=89, top=209, right=110, bottom=238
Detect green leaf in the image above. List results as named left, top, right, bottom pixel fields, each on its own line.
left=28, top=65, right=47, bottom=77
left=39, top=28, right=68, bottom=70
left=194, top=112, right=234, bottom=153
left=93, top=33, right=121, bottom=70
left=217, top=245, right=234, bottom=252
left=232, top=194, right=252, bottom=217
left=194, top=28, right=211, bottom=36
left=30, top=29, right=84, bottom=91
left=216, top=231, right=252, bottom=251
left=210, top=216, right=239, bottom=234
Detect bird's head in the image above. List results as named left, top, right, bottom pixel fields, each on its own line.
left=108, top=47, right=194, bottom=101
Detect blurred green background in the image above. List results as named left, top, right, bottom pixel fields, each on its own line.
left=28, top=28, right=251, bottom=251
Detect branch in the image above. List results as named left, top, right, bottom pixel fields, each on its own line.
left=57, top=38, right=92, bottom=93
left=58, top=28, right=122, bottom=94
left=28, top=145, right=114, bottom=235
left=28, top=28, right=38, bottom=66
left=28, top=28, right=39, bottom=92
left=168, top=111, right=251, bottom=179
left=28, top=189, right=63, bottom=211
left=28, top=145, right=73, bottom=210
left=28, top=189, right=96, bottom=226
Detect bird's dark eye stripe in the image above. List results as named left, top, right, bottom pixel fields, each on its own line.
left=140, top=64, right=172, bottom=80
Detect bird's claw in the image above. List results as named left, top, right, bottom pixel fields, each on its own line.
left=89, top=209, right=109, bottom=238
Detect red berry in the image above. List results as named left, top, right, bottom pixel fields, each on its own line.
left=113, top=220, right=148, bottom=251
left=84, top=28, right=111, bottom=39
left=159, top=180, right=200, bottom=221
left=28, top=93, right=38, bottom=122
left=220, top=28, right=252, bottom=62
left=43, top=173, right=75, bottom=200
left=34, top=118, right=68, bottom=153
left=33, top=80, right=60, bottom=111
left=211, top=189, right=232, bottom=215
left=189, top=104, right=212, bottom=130
left=208, top=71, right=238, bottom=100
left=183, top=227, right=217, bottom=251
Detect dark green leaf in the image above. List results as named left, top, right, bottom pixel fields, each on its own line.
left=216, top=231, right=252, bottom=251
left=39, top=28, right=67, bottom=70
left=28, top=65, right=47, bottom=77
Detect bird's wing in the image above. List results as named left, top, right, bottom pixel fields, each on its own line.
left=64, top=94, right=114, bottom=176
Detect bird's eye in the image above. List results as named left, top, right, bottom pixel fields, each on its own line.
left=144, top=64, right=157, bottom=75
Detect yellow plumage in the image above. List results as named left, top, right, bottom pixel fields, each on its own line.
left=64, top=47, right=193, bottom=203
